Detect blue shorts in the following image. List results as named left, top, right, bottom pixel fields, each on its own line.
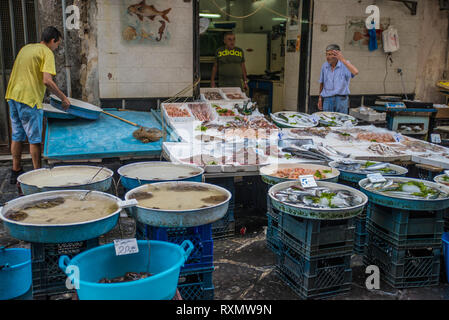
left=323, top=96, right=349, bottom=114
left=8, top=100, right=44, bottom=144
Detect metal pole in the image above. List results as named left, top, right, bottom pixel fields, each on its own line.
left=193, top=0, right=200, bottom=98
left=61, top=0, right=72, bottom=97
left=34, top=0, right=41, bottom=38
left=8, top=0, right=17, bottom=58
left=0, top=12, right=10, bottom=144
left=21, top=0, right=28, bottom=44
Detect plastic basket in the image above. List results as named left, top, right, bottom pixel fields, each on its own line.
left=136, top=222, right=213, bottom=272
left=364, top=232, right=441, bottom=288
left=279, top=214, right=355, bottom=258
left=31, top=239, right=98, bottom=300
left=276, top=247, right=352, bottom=300
left=367, top=202, right=445, bottom=241
left=178, top=267, right=214, bottom=300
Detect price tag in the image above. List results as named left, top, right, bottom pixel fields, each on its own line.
left=367, top=173, right=387, bottom=183
left=394, top=133, right=403, bottom=142
left=444, top=170, right=449, bottom=176
left=114, top=238, right=139, bottom=256
left=299, top=175, right=318, bottom=188
left=431, top=134, right=441, bottom=144
left=118, top=199, right=138, bottom=208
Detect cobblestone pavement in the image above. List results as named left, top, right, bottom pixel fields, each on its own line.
left=1, top=159, right=449, bottom=300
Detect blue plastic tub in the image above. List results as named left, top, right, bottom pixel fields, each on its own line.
left=0, top=247, right=32, bottom=300
left=59, top=240, right=194, bottom=300
left=443, top=232, right=449, bottom=283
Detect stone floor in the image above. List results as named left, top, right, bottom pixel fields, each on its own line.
left=1, top=160, right=449, bottom=300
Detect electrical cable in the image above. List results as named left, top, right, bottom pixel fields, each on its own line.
left=208, top=0, right=347, bottom=26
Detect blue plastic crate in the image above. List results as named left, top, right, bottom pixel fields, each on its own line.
left=31, top=239, right=99, bottom=300
left=364, top=231, right=441, bottom=289
left=136, top=222, right=213, bottom=272
left=279, top=214, right=355, bottom=258
left=366, top=219, right=443, bottom=249
left=212, top=206, right=235, bottom=239
left=178, top=267, right=214, bottom=300
left=276, top=246, right=352, bottom=300
left=355, top=216, right=367, bottom=235
left=367, top=202, right=445, bottom=240
left=267, top=214, right=281, bottom=255
left=353, top=231, right=367, bottom=254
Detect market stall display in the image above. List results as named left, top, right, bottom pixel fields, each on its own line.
left=313, top=112, right=358, bottom=127
left=17, top=166, right=114, bottom=195
left=260, top=163, right=339, bottom=185
left=125, top=181, right=231, bottom=227
left=270, top=112, right=319, bottom=128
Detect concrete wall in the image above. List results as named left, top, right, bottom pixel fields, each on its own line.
left=97, top=0, right=193, bottom=99
left=310, top=0, right=448, bottom=103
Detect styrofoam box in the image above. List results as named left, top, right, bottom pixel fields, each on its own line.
left=200, top=88, right=229, bottom=103
left=161, top=103, right=195, bottom=123
left=220, top=87, right=250, bottom=102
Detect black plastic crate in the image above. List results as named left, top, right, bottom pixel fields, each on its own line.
left=276, top=246, right=352, bottom=300
left=267, top=213, right=281, bottom=255
left=367, top=202, right=444, bottom=243
left=206, top=177, right=236, bottom=239
left=31, top=239, right=99, bottom=300
left=178, top=267, right=214, bottom=300
left=354, top=232, right=367, bottom=254
left=366, top=219, right=443, bottom=249
left=279, top=214, right=355, bottom=258
left=136, top=222, right=213, bottom=272
left=212, top=205, right=235, bottom=239
left=364, top=232, right=441, bottom=289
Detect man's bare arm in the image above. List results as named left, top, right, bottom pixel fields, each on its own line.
left=211, top=62, right=218, bottom=87
left=43, top=72, right=70, bottom=109
left=332, top=50, right=358, bottom=76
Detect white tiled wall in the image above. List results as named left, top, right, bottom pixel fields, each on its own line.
left=97, top=0, right=193, bottom=99
left=309, top=0, right=433, bottom=96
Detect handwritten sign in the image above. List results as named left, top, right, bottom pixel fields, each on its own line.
left=299, top=175, right=318, bottom=188
left=114, top=238, right=139, bottom=256
left=367, top=173, right=386, bottom=183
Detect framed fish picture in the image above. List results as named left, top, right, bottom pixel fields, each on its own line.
left=121, top=0, right=172, bottom=44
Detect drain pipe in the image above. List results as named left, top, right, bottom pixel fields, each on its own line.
left=61, top=0, right=72, bottom=97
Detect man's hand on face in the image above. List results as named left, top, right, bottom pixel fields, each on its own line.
left=331, top=50, right=344, bottom=61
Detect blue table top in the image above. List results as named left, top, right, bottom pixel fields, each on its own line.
left=44, top=109, right=179, bottom=160
left=370, top=106, right=437, bottom=113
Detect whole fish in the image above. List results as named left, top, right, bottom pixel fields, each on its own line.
left=275, top=186, right=363, bottom=209
left=128, top=0, right=172, bottom=23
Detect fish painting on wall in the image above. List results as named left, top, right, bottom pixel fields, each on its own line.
left=122, top=0, right=172, bottom=44
left=344, top=17, right=390, bottom=51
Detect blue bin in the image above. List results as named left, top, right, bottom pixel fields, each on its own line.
left=0, top=247, right=32, bottom=300
left=443, top=232, right=449, bottom=283
left=59, top=240, right=193, bottom=300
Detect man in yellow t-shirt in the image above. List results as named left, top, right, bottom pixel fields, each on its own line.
left=5, top=26, right=71, bottom=184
